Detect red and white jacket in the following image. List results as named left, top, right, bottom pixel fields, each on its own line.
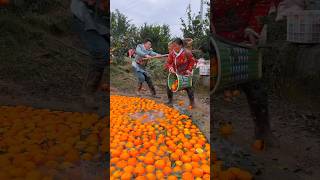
left=165, top=49, right=196, bottom=75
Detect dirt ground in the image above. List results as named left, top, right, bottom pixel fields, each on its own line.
left=213, top=91, right=320, bottom=180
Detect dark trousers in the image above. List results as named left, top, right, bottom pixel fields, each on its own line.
left=73, top=17, right=109, bottom=96
left=167, top=85, right=194, bottom=104
left=240, top=80, right=271, bottom=139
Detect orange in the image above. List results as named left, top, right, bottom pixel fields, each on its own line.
left=123, top=166, right=134, bottom=173
left=120, top=172, right=132, bottom=180
left=201, top=164, right=210, bottom=174
left=192, top=154, right=201, bottom=162
left=149, top=146, right=157, bottom=153
left=168, top=175, right=178, bottom=180
left=143, top=156, right=154, bottom=165
left=181, top=155, right=191, bottom=163
left=191, top=162, right=200, bottom=168
left=155, top=159, right=166, bottom=169
left=170, top=153, right=180, bottom=161
left=120, top=151, right=130, bottom=160
left=127, top=157, right=137, bottom=166
left=116, top=160, right=128, bottom=169
left=146, top=165, right=155, bottom=173
left=110, top=157, right=120, bottom=164
left=136, top=176, right=147, bottom=180
left=183, top=163, right=193, bottom=172
left=146, top=173, right=157, bottom=180
left=156, top=171, right=164, bottom=179
left=173, top=166, right=182, bottom=173
left=182, top=172, right=194, bottom=180
left=192, top=168, right=204, bottom=177
left=163, top=166, right=172, bottom=175
left=134, top=166, right=145, bottom=176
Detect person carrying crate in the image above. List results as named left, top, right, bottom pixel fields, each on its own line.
left=165, top=38, right=197, bottom=107
left=132, top=38, right=162, bottom=98
left=211, top=0, right=280, bottom=147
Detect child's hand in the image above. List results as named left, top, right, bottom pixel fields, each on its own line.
left=169, top=67, right=175, bottom=73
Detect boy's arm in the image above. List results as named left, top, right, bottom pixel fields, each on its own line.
left=135, top=45, right=148, bottom=57
left=149, top=50, right=160, bottom=56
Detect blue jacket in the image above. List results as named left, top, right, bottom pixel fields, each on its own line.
left=132, top=44, right=159, bottom=73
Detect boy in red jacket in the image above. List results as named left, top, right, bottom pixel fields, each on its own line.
left=165, top=38, right=196, bottom=107
left=210, top=0, right=280, bottom=147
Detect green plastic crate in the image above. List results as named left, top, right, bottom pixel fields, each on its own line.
left=211, top=35, right=262, bottom=93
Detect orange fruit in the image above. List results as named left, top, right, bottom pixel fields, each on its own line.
left=183, top=163, right=193, bottom=172
left=134, top=166, right=145, bottom=176
left=191, top=162, right=200, bottom=168
left=201, top=164, right=210, bottom=174
left=156, top=170, right=164, bottom=179
left=192, top=154, right=201, bottom=162
left=173, top=166, right=182, bottom=173
left=123, top=166, right=134, bottom=173
left=146, top=173, right=157, bottom=180
left=163, top=166, right=172, bottom=175
left=144, top=156, right=154, bottom=165
left=181, top=155, right=191, bottom=163
left=120, top=151, right=130, bottom=160
left=146, top=165, right=155, bottom=173
left=168, top=175, right=178, bottom=180
left=136, top=176, right=147, bottom=180
left=155, top=159, right=166, bottom=169
left=170, top=153, right=180, bottom=161
left=182, top=172, right=194, bottom=180
left=127, top=158, right=137, bottom=166
left=121, top=172, right=132, bottom=180
left=116, top=160, right=128, bottom=169
left=110, top=157, right=120, bottom=164
left=192, top=168, right=204, bottom=177
left=149, top=146, right=157, bottom=153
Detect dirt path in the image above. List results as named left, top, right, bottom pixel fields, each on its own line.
left=213, top=93, right=320, bottom=180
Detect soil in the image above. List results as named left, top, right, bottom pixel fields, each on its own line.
left=213, top=92, right=320, bottom=180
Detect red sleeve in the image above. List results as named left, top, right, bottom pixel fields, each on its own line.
left=165, top=53, right=174, bottom=70
left=248, top=0, right=273, bottom=33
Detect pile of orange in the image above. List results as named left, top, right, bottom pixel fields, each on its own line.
left=110, top=95, right=210, bottom=179
left=0, top=106, right=106, bottom=179
left=213, top=151, right=253, bottom=180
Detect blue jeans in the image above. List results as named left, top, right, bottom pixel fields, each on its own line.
left=132, top=67, right=156, bottom=94
left=73, top=16, right=109, bottom=94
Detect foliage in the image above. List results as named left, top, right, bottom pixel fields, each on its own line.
left=139, top=23, right=171, bottom=54
left=111, top=9, right=171, bottom=61
left=180, top=1, right=210, bottom=59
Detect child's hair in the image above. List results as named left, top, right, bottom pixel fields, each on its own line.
left=144, top=38, right=152, bottom=44
left=173, top=38, right=184, bottom=47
